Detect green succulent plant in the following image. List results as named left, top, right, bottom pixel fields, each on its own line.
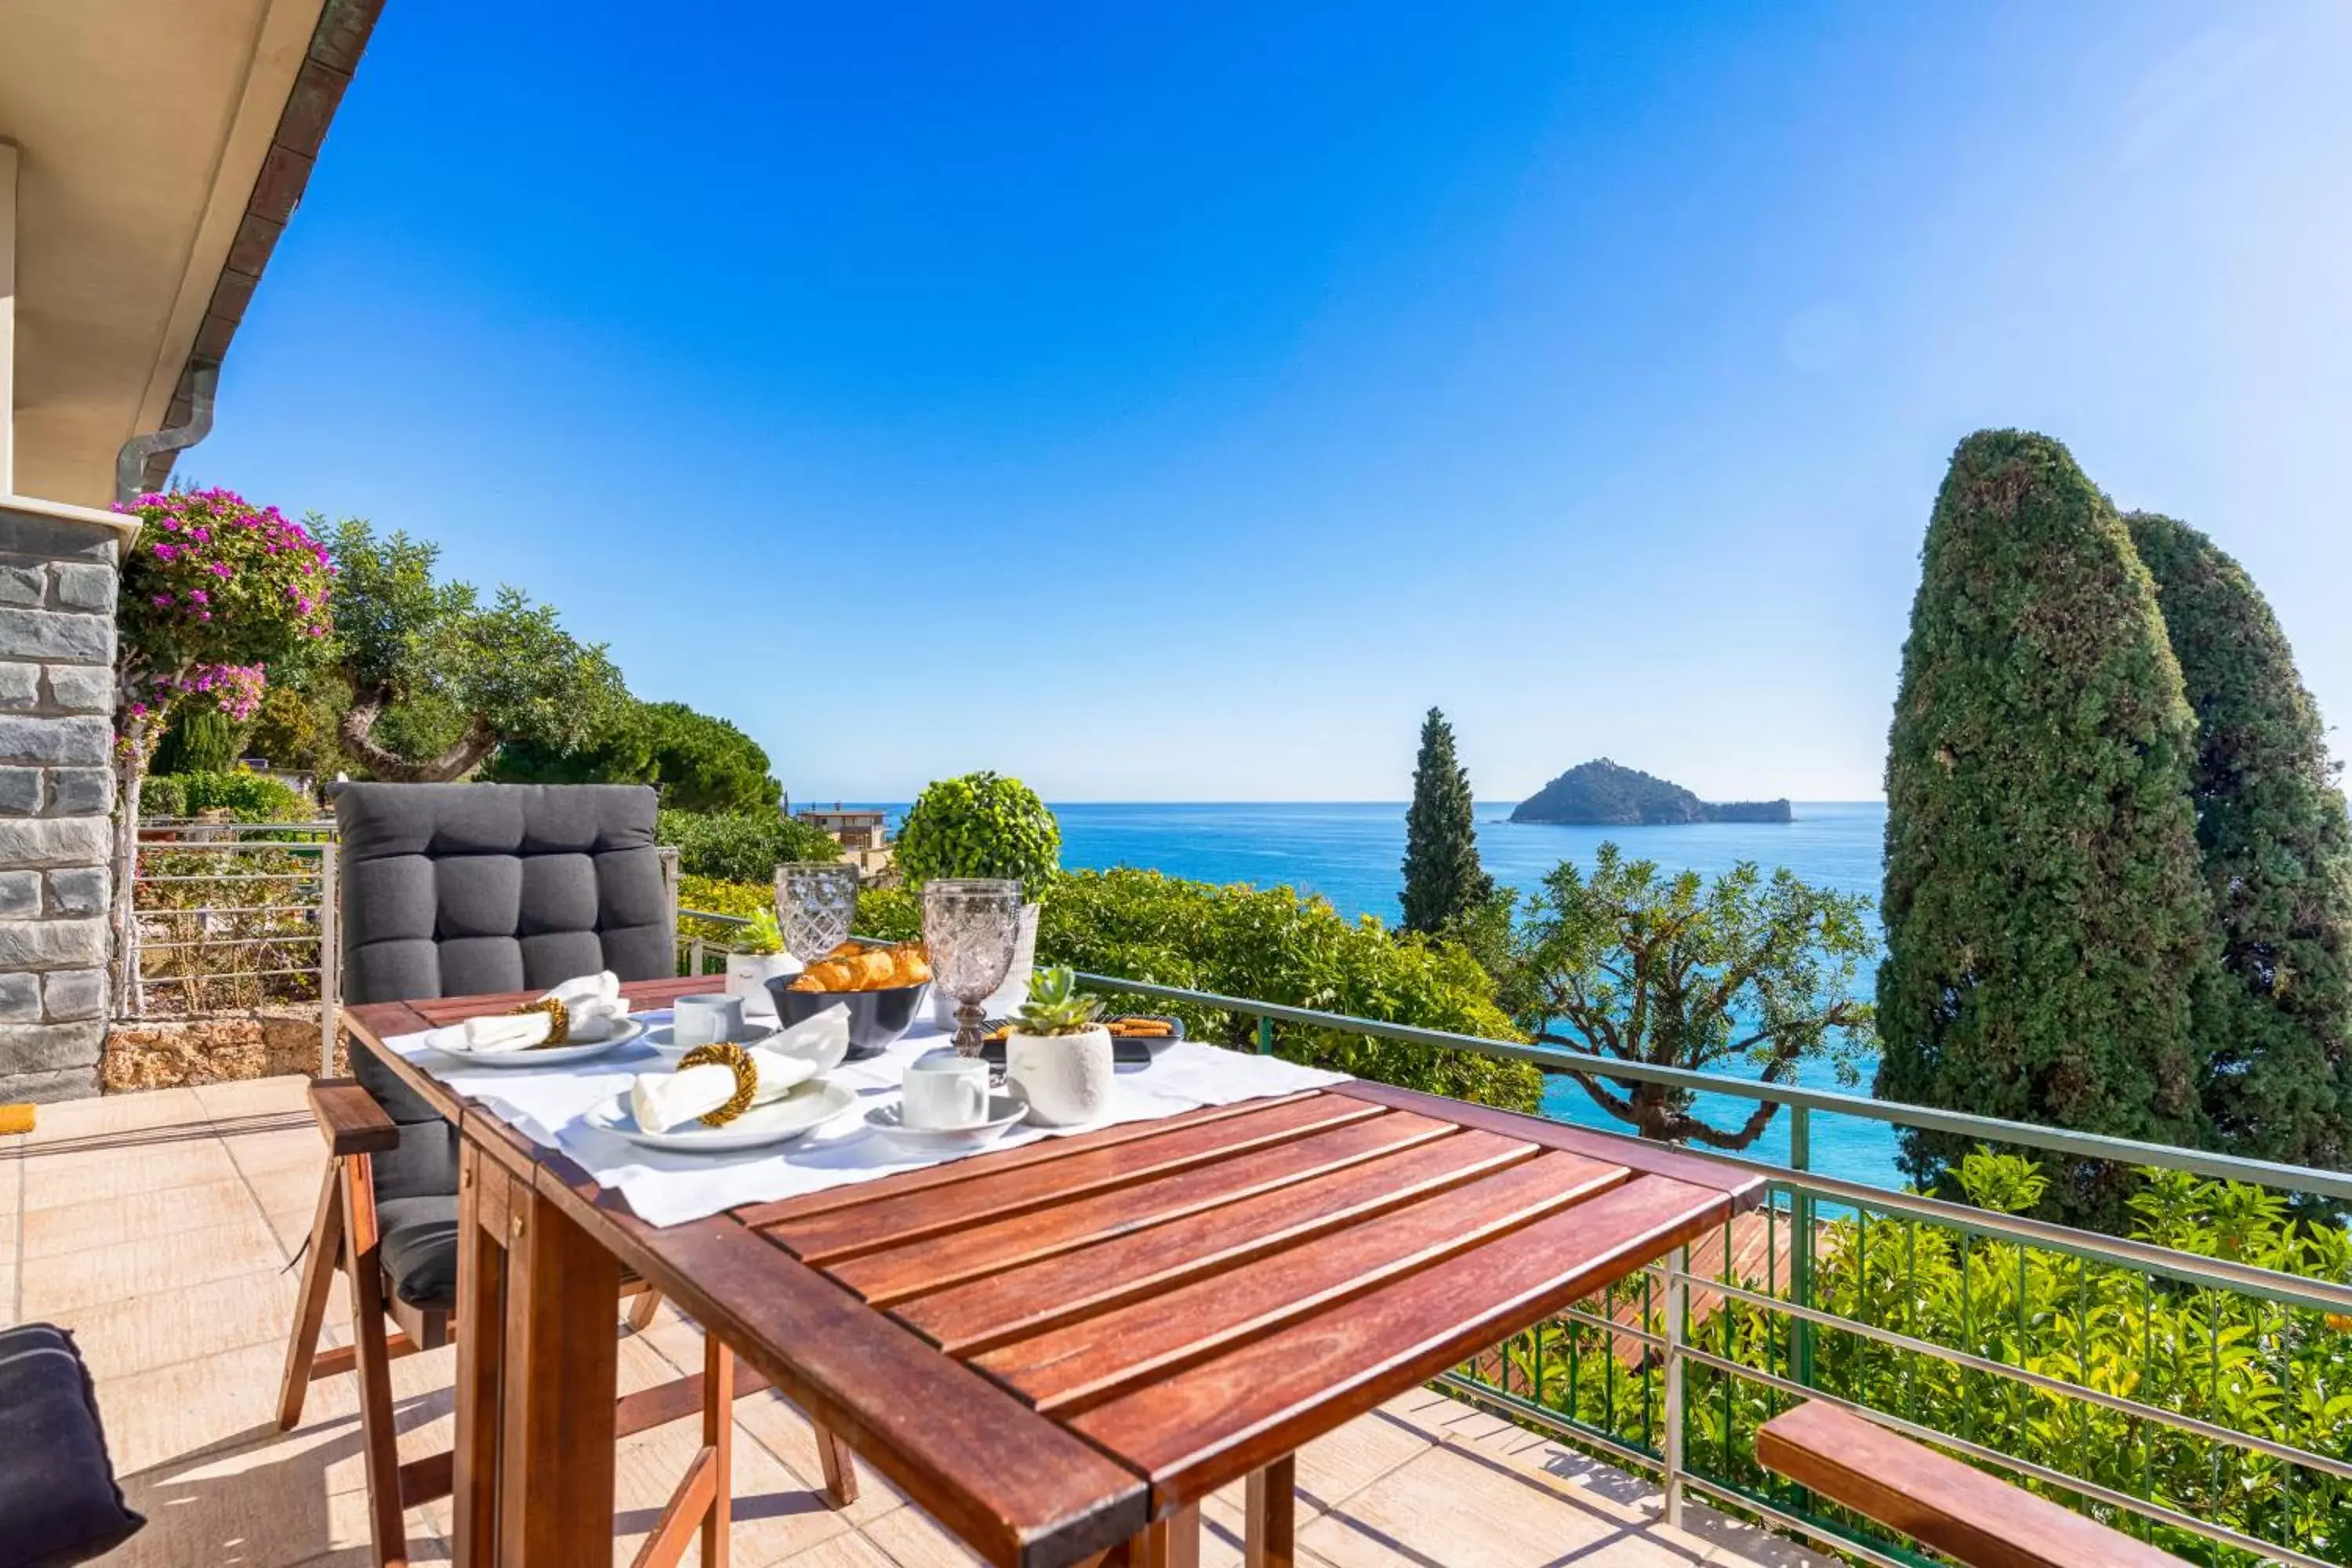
left=1012, top=966, right=1103, bottom=1037
left=731, top=909, right=784, bottom=956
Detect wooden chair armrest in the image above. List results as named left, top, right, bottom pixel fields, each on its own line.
left=1755, top=1400, right=2188, bottom=1568
left=307, top=1078, right=401, bottom=1156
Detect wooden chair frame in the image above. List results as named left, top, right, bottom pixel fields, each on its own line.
left=279, top=1079, right=858, bottom=1567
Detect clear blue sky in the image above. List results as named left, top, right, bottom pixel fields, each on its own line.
left=194, top=2, right=2352, bottom=804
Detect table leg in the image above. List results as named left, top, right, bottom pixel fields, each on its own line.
left=701, top=1332, right=732, bottom=1568
left=1246, top=1455, right=1296, bottom=1568
left=1111, top=1504, right=1200, bottom=1568
left=498, top=1178, right=622, bottom=1565
left=452, top=1143, right=507, bottom=1566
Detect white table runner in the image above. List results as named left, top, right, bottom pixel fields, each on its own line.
left=387, top=1008, right=1348, bottom=1228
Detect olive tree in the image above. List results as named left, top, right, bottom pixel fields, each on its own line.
left=325, top=519, right=626, bottom=781
left=1511, top=844, right=1876, bottom=1149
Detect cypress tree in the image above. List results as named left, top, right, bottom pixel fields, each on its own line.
left=2126, top=511, right=2352, bottom=1171
left=1400, top=707, right=1493, bottom=935
left=1877, top=432, right=2215, bottom=1219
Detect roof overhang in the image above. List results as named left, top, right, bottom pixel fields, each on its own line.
left=0, top=0, right=381, bottom=509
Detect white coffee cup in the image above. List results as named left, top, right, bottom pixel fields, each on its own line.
left=902, top=1050, right=990, bottom=1131
left=673, top=993, right=745, bottom=1050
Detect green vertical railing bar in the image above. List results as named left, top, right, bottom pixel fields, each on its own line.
left=1255, top=1016, right=1274, bottom=1055
left=1790, top=1106, right=1817, bottom=1392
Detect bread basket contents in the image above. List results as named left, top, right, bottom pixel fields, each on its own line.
left=787, top=941, right=933, bottom=993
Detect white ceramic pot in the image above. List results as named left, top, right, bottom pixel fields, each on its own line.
left=1004, top=1026, right=1113, bottom=1127
left=931, top=901, right=1042, bottom=1028
left=725, top=951, right=801, bottom=1018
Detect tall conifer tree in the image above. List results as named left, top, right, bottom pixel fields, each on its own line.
left=1401, top=707, right=1493, bottom=935
left=1877, top=432, right=2216, bottom=1220
left=2127, top=511, right=2352, bottom=1171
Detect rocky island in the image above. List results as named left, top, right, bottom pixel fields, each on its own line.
left=1510, top=759, right=1792, bottom=826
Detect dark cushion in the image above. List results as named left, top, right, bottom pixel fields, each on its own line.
left=376, top=1196, right=462, bottom=1312
left=338, top=784, right=671, bottom=1006
left=0, top=1323, right=144, bottom=1566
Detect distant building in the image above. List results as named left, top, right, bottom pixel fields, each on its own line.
left=798, top=805, right=887, bottom=851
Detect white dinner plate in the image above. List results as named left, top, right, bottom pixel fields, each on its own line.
left=864, top=1088, right=1030, bottom=1153
left=433, top=1016, right=647, bottom=1068
left=584, top=1080, right=857, bottom=1153
left=644, top=1022, right=782, bottom=1061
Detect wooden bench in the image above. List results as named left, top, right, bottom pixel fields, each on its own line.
left=1755, top=1399, right=2190, bottom=1568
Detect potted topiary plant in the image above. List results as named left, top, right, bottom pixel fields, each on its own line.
left=1002, top=967, right=1112, bottom=1127
left=896, top=771, right=1060, bottom=1024
left=722, top=909, right=801, bottom=1008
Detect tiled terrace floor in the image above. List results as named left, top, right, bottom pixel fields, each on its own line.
left=2, top=1079, right=1828, bottom=1567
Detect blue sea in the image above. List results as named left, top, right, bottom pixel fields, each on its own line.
left=846, top=800, right=1905, bottom=1189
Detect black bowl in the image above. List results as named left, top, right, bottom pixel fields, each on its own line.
left=768, top=978, right=931, bottom=1059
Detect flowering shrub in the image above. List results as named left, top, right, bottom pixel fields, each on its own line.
left=108, top=488, right=335, bottom=1001
left=115, top=488, right=332, bottom=736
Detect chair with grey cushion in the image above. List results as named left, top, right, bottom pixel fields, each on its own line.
left=276, top=785, right=855, bottom=1566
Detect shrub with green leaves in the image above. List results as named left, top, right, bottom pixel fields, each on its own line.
left=894, top=772, right=1061, bottom=893
left=140, top=770, right=311, bottom=822
left=858, top=866, right=1541, bottom=1111
left=656, top=810, right=839, bottom=884
left=1490, top=1148, right=2352, bottom=1566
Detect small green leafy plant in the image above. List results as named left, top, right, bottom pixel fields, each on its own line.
left=731, top=909, right=783, bottom=956
left=1012, top=967, right=1102, bottom=1037
left=895, top=771, right=1060, bottom=893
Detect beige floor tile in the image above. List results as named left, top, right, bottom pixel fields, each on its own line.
left=194, top=1074, right=317, bottom=1121
left=248, top=1160, right=334, bottom=1218
left=20, top=1210, right=286, bottom=1316
left=221, top=1125, right=332, bottom=1178
left=1298, top=1443, right=1704, bottom=1568
left=770, top=1533, right=900, bottom=1567
left=21, top=1133, right=241, bottom=1209
left=23, top=1086, right=208, bottom=1145
left=63, top=1265, right=301, bottom=1379
left=0, top=1264, right=15, bottom=1327
left=97, top=1338, right=349, bottom=1476
left=855, top=1504, right=985, bottom=1566
left=1292, top=1403, right=1436, bottom=1512
left=111, top=1425, right=447, bottom=1568
left=17, top=1174, right=267, bottom=1259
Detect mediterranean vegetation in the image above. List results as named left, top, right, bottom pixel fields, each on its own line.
left=1511, top=757, right=1791, bottom=825
left=1501, top=1149, right=2352, bottom=1567
left=1878, top=431, right=2352, bottom=1224
left=1399, top=706, right=1493, bottom=935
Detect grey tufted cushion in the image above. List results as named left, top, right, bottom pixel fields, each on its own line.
left=336, top=783, right=673, bottom=1197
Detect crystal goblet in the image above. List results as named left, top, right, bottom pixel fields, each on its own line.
left=921, top=878, right=1024, bottom=1057
left=775, top=862, right=862, bottom=964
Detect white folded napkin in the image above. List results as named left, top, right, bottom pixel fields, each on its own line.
left=463, top=971, right=630, bottom=1054
left=630, top=1047, right=818, bottom=1134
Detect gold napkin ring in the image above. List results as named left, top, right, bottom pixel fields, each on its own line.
left=677, top=1042, right=759, bottom=1127
left=509, top=996, right=571, bottom=1046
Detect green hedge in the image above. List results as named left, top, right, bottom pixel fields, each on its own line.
left=140, top=770, right=313, bottom=822
left=856, top=866, right=1542, bottom=1112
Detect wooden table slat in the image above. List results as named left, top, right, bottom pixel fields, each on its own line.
left=1070, top=1171, right=1737, bottom=1504
left=1330, top=1079, right=1769, bottom=1203
left=975, top=1149, right=1628, bottom=1416
left=830, top=1110, right=1459, bottom=1307
left=896, top=1127, right=1552, bottom=1356
left=734, top=1092, right=1327, bottom=1229
left=764, top=1094, right=1387, bottom=1265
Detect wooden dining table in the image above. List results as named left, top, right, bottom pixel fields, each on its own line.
left=347, top=976, right=1765, bottom=1568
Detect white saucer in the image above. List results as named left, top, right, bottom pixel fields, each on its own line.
left=644, top=1022, right=782, bottom=1061
left=584, top=1080, right=857, bottom=1153
left=865, top=1088, right=1030, bottom=1153
left=434, top=1017, right=647, bottom=1068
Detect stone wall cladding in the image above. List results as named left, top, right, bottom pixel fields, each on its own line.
left=0, top=506, right=123, bottom=1102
